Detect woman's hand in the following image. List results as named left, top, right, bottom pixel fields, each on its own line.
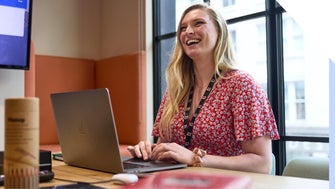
left=128, top=141, right=195, bottom=166
left=127, top=140, right=156, bottom=160
left=151, top=142, right=194, bottom=165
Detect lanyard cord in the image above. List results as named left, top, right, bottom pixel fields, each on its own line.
left=183, top=74, right=217, bottom=148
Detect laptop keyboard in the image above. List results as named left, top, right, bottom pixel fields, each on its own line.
left=123, top=162, right=150, bottom=169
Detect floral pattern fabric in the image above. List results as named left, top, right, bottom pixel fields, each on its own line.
left=152, top=70, right=280, bottom=156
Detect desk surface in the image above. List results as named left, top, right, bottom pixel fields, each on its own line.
left=0, top=160, right=329, bottom=189
left=34, top=160, right=330, bottom=189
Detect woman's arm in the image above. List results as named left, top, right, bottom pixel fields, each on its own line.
left=203, top=135, right=273, bottom=174
left=150, top=135, right=273, bottom=174
left=129, top=135, right=272, bottom=174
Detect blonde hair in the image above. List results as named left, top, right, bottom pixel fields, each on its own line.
left=158, top=4, right=237, bottom=141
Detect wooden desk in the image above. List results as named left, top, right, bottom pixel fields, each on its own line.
left=0, top=160, right=330, bottom=189
left=35, top=160, right=330, bottom=189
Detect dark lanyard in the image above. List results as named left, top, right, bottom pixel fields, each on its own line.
left=183, top=74, right=216, bottom=148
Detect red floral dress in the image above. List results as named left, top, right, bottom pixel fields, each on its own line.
left=152, top=70, right=280, bottom=156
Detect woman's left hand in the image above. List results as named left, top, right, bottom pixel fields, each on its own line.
left=150, top=142, right=194, bottom=165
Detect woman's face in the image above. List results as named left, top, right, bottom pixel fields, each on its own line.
left=179, top=9, right=219, bottom=60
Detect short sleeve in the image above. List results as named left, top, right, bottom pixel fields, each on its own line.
left=231, top=73, right=279, bottom=141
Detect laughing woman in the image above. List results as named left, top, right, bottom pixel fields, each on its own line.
left=128, top=4, right=279, bottom=174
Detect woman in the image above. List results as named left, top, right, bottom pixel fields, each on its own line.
left=128, top=4, right=280, bottom=174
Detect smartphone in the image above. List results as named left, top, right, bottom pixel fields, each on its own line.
left=53, top=153, right=64, bottom=161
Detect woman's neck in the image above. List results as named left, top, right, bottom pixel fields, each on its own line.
left=193, top=63, right=215, bottom=88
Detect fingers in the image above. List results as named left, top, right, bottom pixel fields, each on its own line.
left=128, top=142, right=188, bottom=163
left=151, top=143, right=192, bottom=164
left=127, top=141, right=153, bottom=160
left=127, top=146, right=137, bottom=157
left=133, top=142, right=144, bottom=159
left=151, top=143, right=174, bottom=160
left=144, top=141, right=153, bottom=160
left=138, top=141, right=147, bottom=160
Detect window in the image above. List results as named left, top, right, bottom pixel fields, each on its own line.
left=295, top=81, right=305, bottom=120
left=256, top=23, right=266, bottom=62
left=223, top=0, right=235, bottom=7
left=283, top=16, right=304, bottom=57
left=285, top=81, right=305, bottom=121
left=229, top=30, right=237, bottom=52
left=153, top=0, right=329, bottom=175
left=228, top=18, right=268, bottom=88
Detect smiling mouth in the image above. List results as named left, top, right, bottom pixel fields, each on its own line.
left=186, top=39, right=200, bottom=46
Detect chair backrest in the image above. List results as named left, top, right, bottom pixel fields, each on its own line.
left=270, top=153, right=276, bottom=175
left=282, top=157, right=329, bottom=180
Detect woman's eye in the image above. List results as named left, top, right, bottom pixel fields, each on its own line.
left=180, top=26, right=186, bottom=32
left=195, top=21, right=205, bottom=27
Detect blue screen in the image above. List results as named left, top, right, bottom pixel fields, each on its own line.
left=0, top=0, right=32, bottom=70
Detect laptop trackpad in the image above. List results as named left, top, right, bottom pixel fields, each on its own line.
left=124, top=158, right=180, bottom=166
left=122, top=156, right=187, bottom=173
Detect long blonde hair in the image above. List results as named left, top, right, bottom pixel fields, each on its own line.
left=158, top=4, right=237, bottom=141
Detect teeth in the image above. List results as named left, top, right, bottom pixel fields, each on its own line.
left=186, top=39, right=200, bottom=46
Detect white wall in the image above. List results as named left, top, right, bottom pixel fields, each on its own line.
left=0, top=70, right=25, bottom=151
left=31, top=0, right=101, bottom=59
left=31, top=0, right=145, bottom=60
left=145, top=0, right=153, bottom=142
left=100, top=0, right=145, bottom=59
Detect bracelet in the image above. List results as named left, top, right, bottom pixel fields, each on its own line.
left=192, top=148, right=207, bottom=167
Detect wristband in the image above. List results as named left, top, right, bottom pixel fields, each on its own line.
left=192, top=148, right=207, bottom=167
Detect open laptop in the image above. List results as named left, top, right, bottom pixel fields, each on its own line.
left=50, top=88, right=187, bottom=174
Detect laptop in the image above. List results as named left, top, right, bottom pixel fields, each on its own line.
left=50, top=88, right=187, bottom=174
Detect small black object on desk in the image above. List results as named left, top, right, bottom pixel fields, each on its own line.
left=0, top=150, right=55, bottom=186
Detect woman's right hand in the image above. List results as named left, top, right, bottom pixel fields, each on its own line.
left=127, top=140, right=156, bottom=160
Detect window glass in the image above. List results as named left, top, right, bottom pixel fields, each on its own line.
left=283, top=13, right=329, bottom=138
left=159, top=0, right=176, bottom=35
left=228, top=18, right=268, bottom=92
left=223, top=0, right=236, bottom=7
left=216, top=0, right=265, bottom=20
left=176, top=0, right=265, bottom=27
left=159, top=38, right=176, bottom=96
left=176, top=0, right=203, bottom=25
left=286, top=141, right=329, bottom=163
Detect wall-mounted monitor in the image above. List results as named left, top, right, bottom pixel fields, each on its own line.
left=0, top=0, right=33, bottom=70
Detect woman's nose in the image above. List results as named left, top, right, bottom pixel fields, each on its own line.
left=186, top=26, right=195, bottom=34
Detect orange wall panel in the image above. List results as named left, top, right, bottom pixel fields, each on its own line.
left=27, top=55, right=95, bottom=144
left=96, top=51, right=146, bottom=145
left=25, top=52, right=146, bottom=146
left=25, top=42, right=36, bottom=97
